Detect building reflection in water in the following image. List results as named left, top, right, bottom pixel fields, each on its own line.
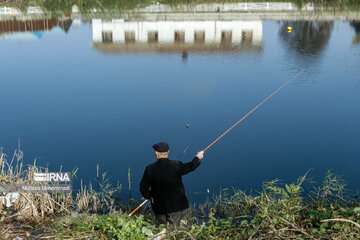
left=0, top=17, right=72, bottom=39
left=92, top=19, right=263, bottom=54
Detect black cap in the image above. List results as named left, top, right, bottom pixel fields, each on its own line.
left=152, top=142, right=169, bottom=152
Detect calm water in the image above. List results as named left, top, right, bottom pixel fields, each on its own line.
left=1, top=12, right=360, bottom=200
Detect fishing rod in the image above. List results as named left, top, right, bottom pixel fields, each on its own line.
left=203, top=69, right=305, bottom=152
left=128, top=199, right=148, bottom=216
left=128, top=69, right=305, bottom=216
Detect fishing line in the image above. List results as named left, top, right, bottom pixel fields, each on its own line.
left=129, top=69, right=305, bottom=217
left=203, top=69, right=305, bottom=152
left=179, top=124, right=191, bottom=161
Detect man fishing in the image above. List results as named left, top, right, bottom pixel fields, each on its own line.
left=140, top=142, right=204, bottom=227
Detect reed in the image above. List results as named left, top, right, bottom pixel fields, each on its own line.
left=0, top=144, right=72, bottom=223
left=1, top=144, right=360, bottom=239
left=75, top=171, right=122, bottom=214
left=18, top=169, right=359, bottom=239
left=0, top=144, right=122, bottom=224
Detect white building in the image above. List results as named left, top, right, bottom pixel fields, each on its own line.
left=92, top=19, right=263, bottom=53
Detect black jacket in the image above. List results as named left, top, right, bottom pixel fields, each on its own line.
left=140, top=157, right=201, bottom=214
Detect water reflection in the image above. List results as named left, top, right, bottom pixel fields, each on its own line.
left=279, top=21, right=333, bottom=72
left=92, top=19, right=263, bottom=54
left=280, top=21, right=333, bottom=56
left=0, top=16, right=72, bottom=39
left=350, top=21, right=360, bottom=45
left=1, top=4, right=360, bottom=195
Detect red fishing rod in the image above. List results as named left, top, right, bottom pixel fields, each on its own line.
left=129, top=69, right=305, bottom=216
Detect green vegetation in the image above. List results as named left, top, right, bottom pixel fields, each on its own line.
left=41, top=0, right=153, bottom=13
left=50, top=171, right=360, bottom=239
left=0, top=0, right=153, bottom=13
left=0, top=0, right=360, bottom=14
left=49, top=214, right=156, bottom=239
left=1, top=145, right=360, bottom=239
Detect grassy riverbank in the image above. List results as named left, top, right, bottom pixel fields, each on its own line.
left=2, top=172, right=360, bottom=239
left=1, top=147, right=360, bottom=239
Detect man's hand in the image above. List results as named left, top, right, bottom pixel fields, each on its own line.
left=196, top=151, right=204, bottom=160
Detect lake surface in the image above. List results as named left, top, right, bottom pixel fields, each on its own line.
left=1, top=5, right=360, bottom=200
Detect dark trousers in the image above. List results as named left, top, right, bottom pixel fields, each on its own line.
left=155, top=210, right=182, bottom=227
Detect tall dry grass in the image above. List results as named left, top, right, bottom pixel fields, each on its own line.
left=0, top=143, right=72, bottom=223
left=0, top=142, right=122, bottom=224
